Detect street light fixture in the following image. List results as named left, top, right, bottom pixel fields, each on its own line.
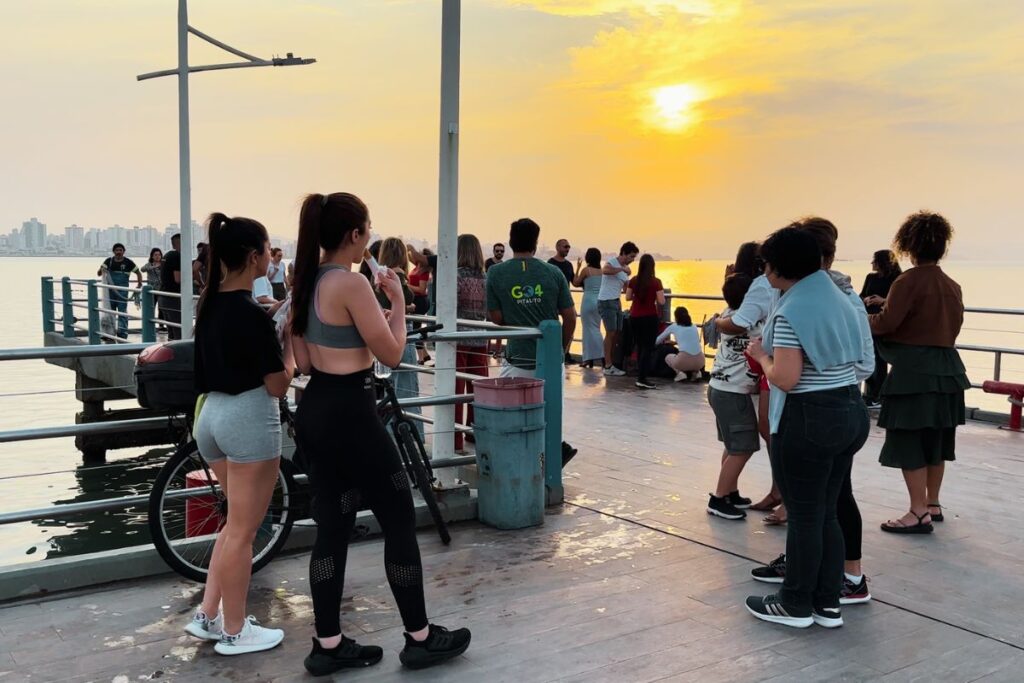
left=137, top=0, right=315, bottom=337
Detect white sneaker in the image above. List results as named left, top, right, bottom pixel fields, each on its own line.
left=603, top=366, right=625, bottom=377
left=674, top=371, right=688, bottom=383
left=214, top=616, right=284, bottom=656
left=184, top=610, right=223, bottom=641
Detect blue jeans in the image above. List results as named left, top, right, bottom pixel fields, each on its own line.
left=770, top=385, right=869, bottom=610
left=110, top=291, right=129, bottom=339
left=394, top=341, right=423, bottom=439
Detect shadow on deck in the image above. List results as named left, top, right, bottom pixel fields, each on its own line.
left=3, top=368, right=1024, bottom=681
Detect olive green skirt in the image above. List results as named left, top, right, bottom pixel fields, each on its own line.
left=876, top=343, right=969, bottom=470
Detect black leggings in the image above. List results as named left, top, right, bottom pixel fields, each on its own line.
left=631, top=315, right=659, bottom=381
left=295, top=368, right=428, bottom=637
left=837, top=464, right=862, bottom=562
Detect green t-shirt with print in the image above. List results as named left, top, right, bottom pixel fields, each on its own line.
left=486, top=257, right=573, bottom=369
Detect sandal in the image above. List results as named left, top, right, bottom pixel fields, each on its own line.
left=763, top=510, right=787, bottom=526
left=880, top=510, right=934, bottom=534
left=749, top=494, right=782, bottom=512
left=928, top=503, right=944, bottom=522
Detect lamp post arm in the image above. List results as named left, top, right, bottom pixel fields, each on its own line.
left=187, top=25, right=264, bottom=63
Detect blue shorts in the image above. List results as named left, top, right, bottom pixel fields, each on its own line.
left=598, top=299, right=623, bottom=332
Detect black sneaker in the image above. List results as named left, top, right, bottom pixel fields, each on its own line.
left=635, top=380, right=657, bottom=390
left=399, top=624, right=472, bottom=670
left=751, top=554, right=786, bottom=583
left=812, top=606, right=843, bottom=629
left=744, top=594, right=813, bottom=628
left=561, top=441, right=578, bottom=467
left=707, top=494, right=746, bottom=520
left=304, top=636, right=383, bottom=677
left=840, top=575, right=871, bottom=605
left=728, top=491, right=752, bottom=509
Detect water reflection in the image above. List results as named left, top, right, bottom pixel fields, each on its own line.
left=33, top=446, right=173, bottom=559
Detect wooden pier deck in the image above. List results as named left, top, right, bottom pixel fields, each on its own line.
left=4, top=369, right=1024, bottom=682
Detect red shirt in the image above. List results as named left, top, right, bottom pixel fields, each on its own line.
left=628, top=276, right=662, bottom=318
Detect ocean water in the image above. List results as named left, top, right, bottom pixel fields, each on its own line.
left=0, top=256, right=1021, bottom=567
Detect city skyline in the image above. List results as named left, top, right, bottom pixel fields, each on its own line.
left=2, top=1, right=1022, bottom=260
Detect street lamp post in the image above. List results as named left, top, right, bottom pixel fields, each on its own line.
left=138, top=0, right=314, bottom=337
left=432, top=0, right=461, bottom=474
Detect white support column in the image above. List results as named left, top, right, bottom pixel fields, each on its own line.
left=432, top=0, right=461, bottom=474
left=177, top=0, right=195, bottom=337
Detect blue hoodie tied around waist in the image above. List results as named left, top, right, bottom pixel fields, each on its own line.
left=763, top=269, right=866, bottom=434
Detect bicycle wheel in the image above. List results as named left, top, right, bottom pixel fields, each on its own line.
left=148, top=442, right=297, bottom=583
left=396, top=421, right=451, bottom=545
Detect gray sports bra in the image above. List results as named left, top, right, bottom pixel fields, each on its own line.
left=304, top=264, right=366, bottom=349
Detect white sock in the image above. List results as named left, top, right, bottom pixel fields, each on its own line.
left=845, top=572, right=862, bottom=584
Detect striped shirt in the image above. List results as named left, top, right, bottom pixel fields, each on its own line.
left=771, top=316, right=857, bottom=393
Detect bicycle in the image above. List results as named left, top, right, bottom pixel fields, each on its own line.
left=147, top=324, right=452, bottom=583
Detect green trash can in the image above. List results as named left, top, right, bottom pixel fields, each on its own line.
left=472, top=378, right=546, bottom=530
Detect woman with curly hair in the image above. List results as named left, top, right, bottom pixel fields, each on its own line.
left=869, top=211, right=967, bottom=534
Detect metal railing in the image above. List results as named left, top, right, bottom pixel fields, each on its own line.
left=42, top=276, right=198, bottom=345
left=566, top=285, right=1024, bottom=389
left=6, top=317, right=565, bottom=527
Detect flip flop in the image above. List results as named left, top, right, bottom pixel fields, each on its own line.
left=880, top=511, right=933, bottom=534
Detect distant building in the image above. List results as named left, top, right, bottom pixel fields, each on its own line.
left=22, top=218, right=47, bottom=252
left=65, top=225, right=85, bottom=252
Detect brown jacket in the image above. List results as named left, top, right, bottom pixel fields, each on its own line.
left=868, top=265, right=963, bottom=347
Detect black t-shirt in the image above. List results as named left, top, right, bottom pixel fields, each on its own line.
left=194, top=291, right=284, bottom=395
left=547, top=257, right=575, bottom=284
left=485, top=257, right=499, bottom=271
left=860, top=272, right=899, bottom=314
left=161, top=250, right=182, bottom=294
left=102, top=256, right=138, bottom=275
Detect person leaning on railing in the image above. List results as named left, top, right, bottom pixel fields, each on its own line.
left=289, top=191, right=471, bottom=676
left=869, top=211, right=968, bottom=535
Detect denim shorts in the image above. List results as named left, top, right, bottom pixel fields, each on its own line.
left=708, top=386, right=760, bottom=454
left=195, top=386, right=282, bottom=463
left=598, top=299, right=623, bottom=332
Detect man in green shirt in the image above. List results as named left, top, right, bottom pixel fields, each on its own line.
left=487, top=218, right=578, bottom=464
left=486, top=218, right=576, bottom=371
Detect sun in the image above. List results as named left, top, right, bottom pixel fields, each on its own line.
left=650, top=83, right=706, bottom=132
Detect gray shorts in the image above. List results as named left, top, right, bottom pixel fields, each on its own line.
left=195, top=386, right=282, bottom=464
left=707, top=386, right=760, bottom=454
left=598, top=299, right=623, bottom=332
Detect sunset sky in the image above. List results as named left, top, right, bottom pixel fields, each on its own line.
left=2, top=0, right=1022, bottom=259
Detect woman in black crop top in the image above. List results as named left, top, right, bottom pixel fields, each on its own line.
left=186, top=213, right=295, bottom=656
left=288, top=192, right=471, bottom=675
left=860, top=249, right=902, bottom=406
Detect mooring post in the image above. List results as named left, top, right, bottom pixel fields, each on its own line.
left=41, top=277, right=55, bottom=335
left=140, top=285, right=156, bottom=343
left=87, top=280, right=100, bottom=344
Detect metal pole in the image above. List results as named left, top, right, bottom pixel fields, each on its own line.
left=41, top=277, right=55, bottom=334
left=141, top=285, right=156, bottom=343
left=178, top=0, right=195, bottom=338
left=433, top=0, right=461, bottom=471
left=87, top=280, right=101, bottom=345
left=61, top=277, right=75, bottom=338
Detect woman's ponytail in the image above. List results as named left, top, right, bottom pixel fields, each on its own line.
left=195, top=212, right=269, bottom=327
left=290, top=192, right=370, bottom=336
